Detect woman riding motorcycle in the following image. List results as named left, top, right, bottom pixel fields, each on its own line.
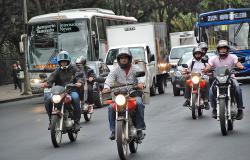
left=204, top=40, right=245, bottom=120
left=41, top=51, right=83, bottom=130
left=102, top=48, right=146, bottom=140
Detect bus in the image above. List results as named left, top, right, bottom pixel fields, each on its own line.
left=27, top=8, right=137, bottom=93
left=195, top=8, right=250, bottom=76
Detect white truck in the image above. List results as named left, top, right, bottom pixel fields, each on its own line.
left=169, top=31, right=197, bottom=66
left=105, top=22, right=170, bottom=96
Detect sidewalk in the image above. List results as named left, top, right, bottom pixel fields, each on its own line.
left=0, top=84, right=42, bottom=104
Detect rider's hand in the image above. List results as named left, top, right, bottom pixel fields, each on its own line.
left=102, top=88, right=110, bottom=93
left=75, top=82, right=82, bottom=88
left=88, top=76, right=94, bottom=82
left=239, top=66, right=245, bottom=70
left=41, top=82, right=48, bottom=88
left=138, top=83, right=145, bottom=90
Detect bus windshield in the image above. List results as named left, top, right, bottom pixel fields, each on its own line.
left=28, top=19, right=91, bottom=71
left=200, top=22, right=250, bottom=50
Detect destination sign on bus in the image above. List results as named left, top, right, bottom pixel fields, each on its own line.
left=200, top=11, right=250, bottom=22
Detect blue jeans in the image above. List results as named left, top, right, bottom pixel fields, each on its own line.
left=44, top=91, right=81, bottom=121
left=209, top=78, right=244, bottom=110
left=108, top=97, right=146, bottom=132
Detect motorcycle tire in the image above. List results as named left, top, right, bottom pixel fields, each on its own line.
left=228, top=119, right=234, bottom=131
left=68, top=131, right=78, bottom=142
left=150, top=80, right=156, bottom=96
left=173, top=84, right=180, bottom=96
left=51, top=115, right=62, bottom=148
left=117, top=121, right=128, bottom=160
left=191, top=94, right=198, bottom=119
left=158, top=77, right=165, bottom=94
left=93, top=91, right=103, bottom=108
left=129, top=140, right=138, bottom=153
left=84, top=112, right=92, bottom=122
left=219, top=99, right=228, bottom=136
left=198, top=108, right=203, bottom=116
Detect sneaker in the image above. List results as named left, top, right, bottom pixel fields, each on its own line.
left=74, top=121, right=81, bottom=131
left=236, top=109, right=244, bottom=120
left=183, top=99, right=190, bottom=106
left=212, top=109, right=217, bottom=119
left=109, top=131, right=115, bottom=140
left=204, top=101, right=210, bottom=110
left=137, top=130, right=144, bottom=140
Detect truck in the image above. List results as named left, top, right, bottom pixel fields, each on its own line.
left=105, top=22, right=170, bottom=97
left=169, top=31, right=197, bottom=66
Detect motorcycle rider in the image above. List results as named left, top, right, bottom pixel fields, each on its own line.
left=198, top=42, right=208, bottom=57
left=75, top=56, right=96, bottom=112
left=41, top=51, right=83, bottom=130
left=203, top=40, right=245, bottom=120
left=183, top=46, right=210, bottom=110
left=102, top=48, right=146, bottom=140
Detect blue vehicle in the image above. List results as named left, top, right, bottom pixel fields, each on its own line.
left=195, top=8, right=250, bottom=76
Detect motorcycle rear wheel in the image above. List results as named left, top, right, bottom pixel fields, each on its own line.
left=219, top=99, right=228, bottom=136
left=83, top=112, right=92, bottom=122
left=51, top=115, right=62, bottom=148
left=191, top=94, right=198, bottom=119
left=228, top=119, right=234, bottom=131
left=117, top=121, right=128, bottom=160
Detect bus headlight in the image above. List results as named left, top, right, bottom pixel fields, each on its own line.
left=191, top=76, right=200, bottom=84
left=52, top=95, right=62, bottom=104
left=115, top=95, right=126, bottom=106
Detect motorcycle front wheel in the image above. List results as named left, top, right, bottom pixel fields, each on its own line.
left=51, top=115, right=62, bottom=147
left=117, top=120, right=128, bottom=160
left=68, top=130, right=78, bottom=142
left=191, top=94, right=198, bottom=119
left=129, top=140, right=138, bottom=153
left=83, top=112, right=92, bottom=122
left=219, top=99, right=228, bottom=136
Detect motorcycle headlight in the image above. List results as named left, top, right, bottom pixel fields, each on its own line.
left=191, top=76, right=200, bottom=84
left=218, top=76, right=228, bottom=84
left=52, top=95, right=62, bottom=104
left=115, top=94, right=126, bottom=106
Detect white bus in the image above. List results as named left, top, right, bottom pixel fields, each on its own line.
left=27, top=8, right=137, bottom=93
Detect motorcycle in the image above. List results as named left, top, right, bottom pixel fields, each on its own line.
left=182, top=64, right=207, bottom=119
left=49, top=83, right=80, bottom=147
left=212, top=66, right=239, bottom=136
left=106, top=71, right=145, bottom=160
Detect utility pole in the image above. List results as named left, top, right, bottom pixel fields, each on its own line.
left=22, top=0, right=32, bottom=95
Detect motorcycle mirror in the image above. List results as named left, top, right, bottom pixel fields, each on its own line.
left=39, top=73, right=47, bottom=79
left=182, top=64, right=188, bottom=68
left=135, top=71, right=145, bottom=77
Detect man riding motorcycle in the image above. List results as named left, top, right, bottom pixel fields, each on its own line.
left=203, top=40, right=245, bottom=120
left=183, top=47, right=210, bottom=110
left=102, top=48, right=146, bottom=140
left=198, top=42, right=208, bottom=57
left=41, top=51, right=83, bottom=130
left=75, top=56, right=96, bottom=112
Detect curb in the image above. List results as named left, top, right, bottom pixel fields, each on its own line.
left=0, top=94, right=43, bottom=104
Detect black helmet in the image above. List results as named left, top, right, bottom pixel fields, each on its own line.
left=198, top=42, right=208, bottom=55
left=116, top=48, right=132, bottom=69
left=75, top=56, right=86, bottom=66
left=57, top=51, right=71, bottom=69
left=192, top=47, right=203, bottom=60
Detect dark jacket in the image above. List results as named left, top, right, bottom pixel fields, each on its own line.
left=47, top=65, right=84, bottom=88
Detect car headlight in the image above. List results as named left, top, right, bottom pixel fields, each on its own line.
left=115, top=94, right=126, bottom=106
left=191, top=76, right=200, bottom=84
left=52, top=95, right=62, bottom=104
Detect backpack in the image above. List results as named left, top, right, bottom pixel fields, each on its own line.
left=190, top=59, right=207, bottom=71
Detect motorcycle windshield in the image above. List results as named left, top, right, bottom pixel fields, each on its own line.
left=215, top=66, right=230, bottom=77
left=51, top=85, right=66, bottom=95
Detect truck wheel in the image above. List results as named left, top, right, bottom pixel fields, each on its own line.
left=158, top=77, right=165, bottom=94
left=150, top=81, right=156, bottom=96
left=173, top=84, right=180, bottom=96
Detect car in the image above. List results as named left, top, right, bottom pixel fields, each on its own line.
left=86, top=61, right=110, bottom=108
left=171, top=50, right=216, bottom=96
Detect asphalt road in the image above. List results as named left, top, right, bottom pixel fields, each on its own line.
left=0, top=82, right=250, bottom=160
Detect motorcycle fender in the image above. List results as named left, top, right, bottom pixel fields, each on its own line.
left=117, top=117, right=125, bottom=121
left=218, top=95, right=227, bottom=99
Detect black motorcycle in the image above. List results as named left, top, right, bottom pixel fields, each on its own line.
left=212, top=66, right=240, bottom=136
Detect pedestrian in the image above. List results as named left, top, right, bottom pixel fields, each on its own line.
left=16, top=60, right=22, bottom=70
left=11, top=63, right=22, bottom=92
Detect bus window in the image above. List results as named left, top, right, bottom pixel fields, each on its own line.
left=97, top=17, right=105, bottom=40
left=91, top=16, right=99, bottom=60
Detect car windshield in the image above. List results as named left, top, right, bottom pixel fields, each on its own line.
left=178, top=52, right=193, bottom=65
left=106, top=47, right=145, bottom=65
left=170, top=46, right=195, bottom=59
